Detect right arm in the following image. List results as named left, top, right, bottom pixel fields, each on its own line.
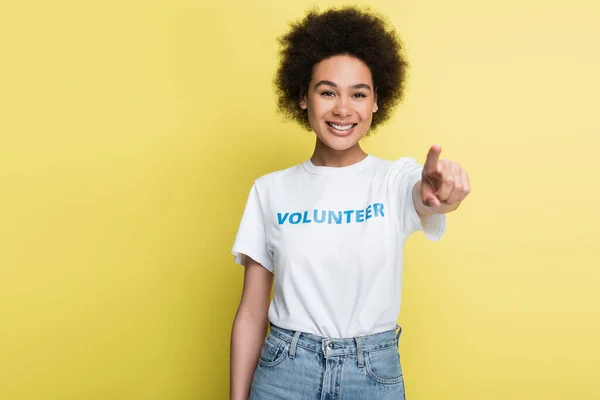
left=230, top=255, right=274, bottom=400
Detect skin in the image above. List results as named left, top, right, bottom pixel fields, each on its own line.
left=415, top=144, right=471, bottom=216
left=230, top=54, right=471, bottom=400
left=230, top=256, right=272, bottom=400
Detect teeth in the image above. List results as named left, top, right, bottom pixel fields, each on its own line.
left=329, top=123, right=354, bottom=131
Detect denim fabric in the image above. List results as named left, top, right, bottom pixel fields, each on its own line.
left=249, top=324, right=406, bottom=400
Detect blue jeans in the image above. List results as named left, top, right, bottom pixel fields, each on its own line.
left=249, top=323, right=406, bottom=399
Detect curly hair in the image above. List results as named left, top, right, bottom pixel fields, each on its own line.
left=274, top=6, right=409, bottom=133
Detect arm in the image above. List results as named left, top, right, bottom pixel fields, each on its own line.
left=230, top=256, right=274, bottom=400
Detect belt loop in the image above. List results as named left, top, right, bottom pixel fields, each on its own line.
left=355, top=336, right=364, bottom=368
left=289, top=331, right=301, bottom=358
left=396, top=324, right=402, bottom=341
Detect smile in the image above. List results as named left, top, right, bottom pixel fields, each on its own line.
left=326, top=122, right=357, bottom=131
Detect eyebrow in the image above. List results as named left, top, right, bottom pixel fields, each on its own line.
left=314, top=80, right=372, bottom=92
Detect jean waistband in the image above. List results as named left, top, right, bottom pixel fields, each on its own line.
left=269, top=323, right=401, bottom=358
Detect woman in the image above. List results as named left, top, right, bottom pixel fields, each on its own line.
left=230, top=6, right=470, bottom=400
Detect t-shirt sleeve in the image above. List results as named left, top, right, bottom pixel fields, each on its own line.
left=389, top=157, right=446, bottom=241
left=231, top=182, right=274, bottom=272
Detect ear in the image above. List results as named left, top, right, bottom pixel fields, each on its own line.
left=372, top=89, right=378, bottom=113
left=299, top=95, right=307, bottom=110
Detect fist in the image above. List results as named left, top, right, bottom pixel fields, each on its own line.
left=421, top=144, right=471, bottom=208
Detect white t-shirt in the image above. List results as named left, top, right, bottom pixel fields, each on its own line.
left=231, top=155, right=446, bottom=338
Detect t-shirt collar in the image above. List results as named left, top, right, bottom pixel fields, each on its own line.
left=302, top=154, right=376, bottom=176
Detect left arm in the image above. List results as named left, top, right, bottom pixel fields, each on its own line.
left=413, top=144, right=471, bottom=217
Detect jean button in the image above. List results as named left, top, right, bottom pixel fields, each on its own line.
left=328, top=343, right=334, bottom=349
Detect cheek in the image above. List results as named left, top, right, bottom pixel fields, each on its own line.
left=307, top=98, right=329, bottom=120
left=358, top=104, right=374, bottom=122
left=356, top=99, right=375, bottom=118
left=304, top=104, right=322, bottom=132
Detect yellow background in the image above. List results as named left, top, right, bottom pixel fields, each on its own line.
left=1, top=0, right=599, bottom=399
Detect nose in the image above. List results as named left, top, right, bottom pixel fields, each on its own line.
left=332, top=97, right=352, bottom=117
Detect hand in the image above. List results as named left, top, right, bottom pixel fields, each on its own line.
left=421, top=144, right=471, bottom=208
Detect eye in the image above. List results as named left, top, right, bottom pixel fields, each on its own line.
left=320, top=91, right=335, bottom=97
left=352, top=92, right=367, bottom=98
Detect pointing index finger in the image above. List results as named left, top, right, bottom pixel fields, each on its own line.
left=424, top=144, right=442, bottom=175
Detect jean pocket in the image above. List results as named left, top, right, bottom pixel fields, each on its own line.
left=365, top=346, right=404, bottom=385
left=258, top=334, right=289, bottom=367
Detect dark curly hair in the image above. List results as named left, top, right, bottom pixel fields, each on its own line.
left=274, top=6, right=409, bottom=133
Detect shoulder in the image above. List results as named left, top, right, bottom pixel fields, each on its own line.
left=253, top=163, right=305, bottom=192
left=371, top=155, right=422, bottom=176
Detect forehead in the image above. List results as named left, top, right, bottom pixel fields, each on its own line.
left=311, top=55, right=373, bottom=84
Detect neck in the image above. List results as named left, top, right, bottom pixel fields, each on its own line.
left=310, top=138, right=368, bottom=167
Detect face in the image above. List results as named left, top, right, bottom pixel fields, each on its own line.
left=300, top=54, right=378, bottom=152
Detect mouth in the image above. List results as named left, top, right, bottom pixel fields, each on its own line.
left=326, top=122, right=358, bottom=136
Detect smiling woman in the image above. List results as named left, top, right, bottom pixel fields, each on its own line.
left=229, top=5, right=470, bottom=400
